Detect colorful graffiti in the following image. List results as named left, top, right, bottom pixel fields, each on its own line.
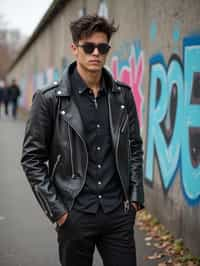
left=145, top=35, right=200, bottom=204
left=150, top=21, right=157, bottom=42
left=19, top=57, right=68, bottom=110
left=111, top=42, right=144, bottom=128
left=17, top=31, right=200, bottom=206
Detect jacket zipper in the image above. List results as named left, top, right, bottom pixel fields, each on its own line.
left=115, top=123, right=130, bottom=213
left=34, top=186, right=46, bottom=213
left=108, top=93, right=130, bottom=213
left=67, top=121, right=88, bottom=206
left=51, top=154, right=61, bottom=180
left=34, top=186, right=53, bottom=218
left=121, top=115, right=128, bottom=133
left=68, top=125, right=76, bottom=178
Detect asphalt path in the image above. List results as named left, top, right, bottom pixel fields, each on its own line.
left=0, top=115, right=162, bottom=266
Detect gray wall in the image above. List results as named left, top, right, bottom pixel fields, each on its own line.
left=7, top=0, right=200, bottom=256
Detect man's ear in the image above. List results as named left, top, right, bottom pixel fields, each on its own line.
left=71, top=43, right=78, bottom=56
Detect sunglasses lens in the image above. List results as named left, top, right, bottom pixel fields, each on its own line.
left=79, top=43, right=110, bottom=54
left=82, top=43, right=95, bottom=54
left=98, top=43, right=110, bottom=54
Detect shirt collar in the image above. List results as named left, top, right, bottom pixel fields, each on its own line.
left=72, top=67, right=107, bottom=95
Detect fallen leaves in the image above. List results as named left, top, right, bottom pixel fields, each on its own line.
left=136, top=209, right=200, bottom=265
left=145, top=252, right=165, bottom=260
left=145, top=236, right=153, bottom=241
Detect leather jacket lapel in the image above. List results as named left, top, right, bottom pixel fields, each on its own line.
left=62, top=98, right=85, bottom=142
left=57, top=62, right=86, bottom=142
left=108, top=88, right=126, bottom=149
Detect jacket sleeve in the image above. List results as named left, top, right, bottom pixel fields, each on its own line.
left=126, top=88, right=144, bottom=209
left=21, top=90, right=67, bottom=223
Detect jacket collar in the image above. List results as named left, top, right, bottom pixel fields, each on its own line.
left=55, top=61, right=120, bottom=97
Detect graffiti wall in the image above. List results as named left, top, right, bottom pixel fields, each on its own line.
left=145, top=35, right=200, bottom=205
left=106, top=2, right=200, bottom=254
left=111, top=42, right=145, bottom=128
left=19, top=58, right=68, bottom=110
left=109, top=34, right=200, bottom=206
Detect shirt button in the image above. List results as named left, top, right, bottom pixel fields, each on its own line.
left=98, top=195, right=102, bottom=199
left=97, top=124, right=100, bottom=128
left=97, top=146, right=101, bottom=151
left=60, top=110, right=66, bottom=115
left=97, top=164, right=102, bottom=169
left=98, top=181, right=102, bottom=185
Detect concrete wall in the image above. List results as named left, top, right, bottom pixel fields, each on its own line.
left=7, top=0, right=200, bottom=256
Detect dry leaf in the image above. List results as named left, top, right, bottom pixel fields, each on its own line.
left=146, top=252, right=164, bottom=260
left=154, top=243, right=161, bottom=248
left=145, top=236, right=152, bottom=241
left=146, top=242, right=152, bottom=246
left=160, top=241, right=171, bottom=249
left=160, top=234, right=171, bottom=241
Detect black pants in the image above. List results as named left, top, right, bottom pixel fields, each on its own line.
left=57, top=204, right=137, bottom=266
left=4, top=100, right=9, bottom=115
left=12, top=100, right=18, bottom=119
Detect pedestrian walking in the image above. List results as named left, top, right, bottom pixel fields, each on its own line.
left=10, top=79, right=21, bottom=119
left=0, top=80, right=5, bottom=118
left=21, top=14, right=144, bottom=266
left=3, top=81, right=11, bottom=116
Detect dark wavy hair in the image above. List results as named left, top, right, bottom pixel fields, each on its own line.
left=70, top=14, right=118, bottom=43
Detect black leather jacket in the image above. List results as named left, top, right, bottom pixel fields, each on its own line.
left=21, top=62, right=144, bottom=223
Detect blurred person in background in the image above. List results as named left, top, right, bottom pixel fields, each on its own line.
left=0, top=80, right=5, bottom=118
left=10, top=79, right=21, bottom=119
left=21, top=14, right=144, bottom=266
left=3, top=80, right=11, bottom=116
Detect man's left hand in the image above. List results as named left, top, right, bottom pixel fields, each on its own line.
left=131, top=202, right=139, bottom=212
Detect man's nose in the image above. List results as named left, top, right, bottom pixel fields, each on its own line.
left=92, top=47, right=99, bottom=55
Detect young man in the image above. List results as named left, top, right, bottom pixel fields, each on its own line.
left=10, top=79, right=21, bottom=119
left=0, top=80, right=5, bottom=118
left=3, top=80, right=11, bottom=116
left=21, top=14, right=144, bottom=266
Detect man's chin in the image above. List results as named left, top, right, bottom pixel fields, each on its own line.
left=79, top=62, right=103, bottom=73
left=87, top=65, right=102, bottom=73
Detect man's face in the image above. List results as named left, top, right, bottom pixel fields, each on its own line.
left=71, top=32, right=110, bottom=73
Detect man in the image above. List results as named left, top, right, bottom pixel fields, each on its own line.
left=21, top=14, right=144, bottom=266
left=10, top=79, right=21, bottom=119
left=0, top=80, right=5, bottom=118
left=3, top=80, right=11, bottom=116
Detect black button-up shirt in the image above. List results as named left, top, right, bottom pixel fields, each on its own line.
left=71, top=67, right=123, bottom=213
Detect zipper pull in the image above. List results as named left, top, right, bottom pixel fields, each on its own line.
left=124, top=200, right=130, bottom=213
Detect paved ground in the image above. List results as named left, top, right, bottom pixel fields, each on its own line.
left=0, top=114, right=165, bottom=266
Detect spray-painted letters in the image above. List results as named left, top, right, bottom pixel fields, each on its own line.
left=145, top=35, right=200, bottom=204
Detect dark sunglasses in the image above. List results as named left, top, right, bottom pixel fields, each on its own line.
left=77, top=42, right=111, bottom=54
